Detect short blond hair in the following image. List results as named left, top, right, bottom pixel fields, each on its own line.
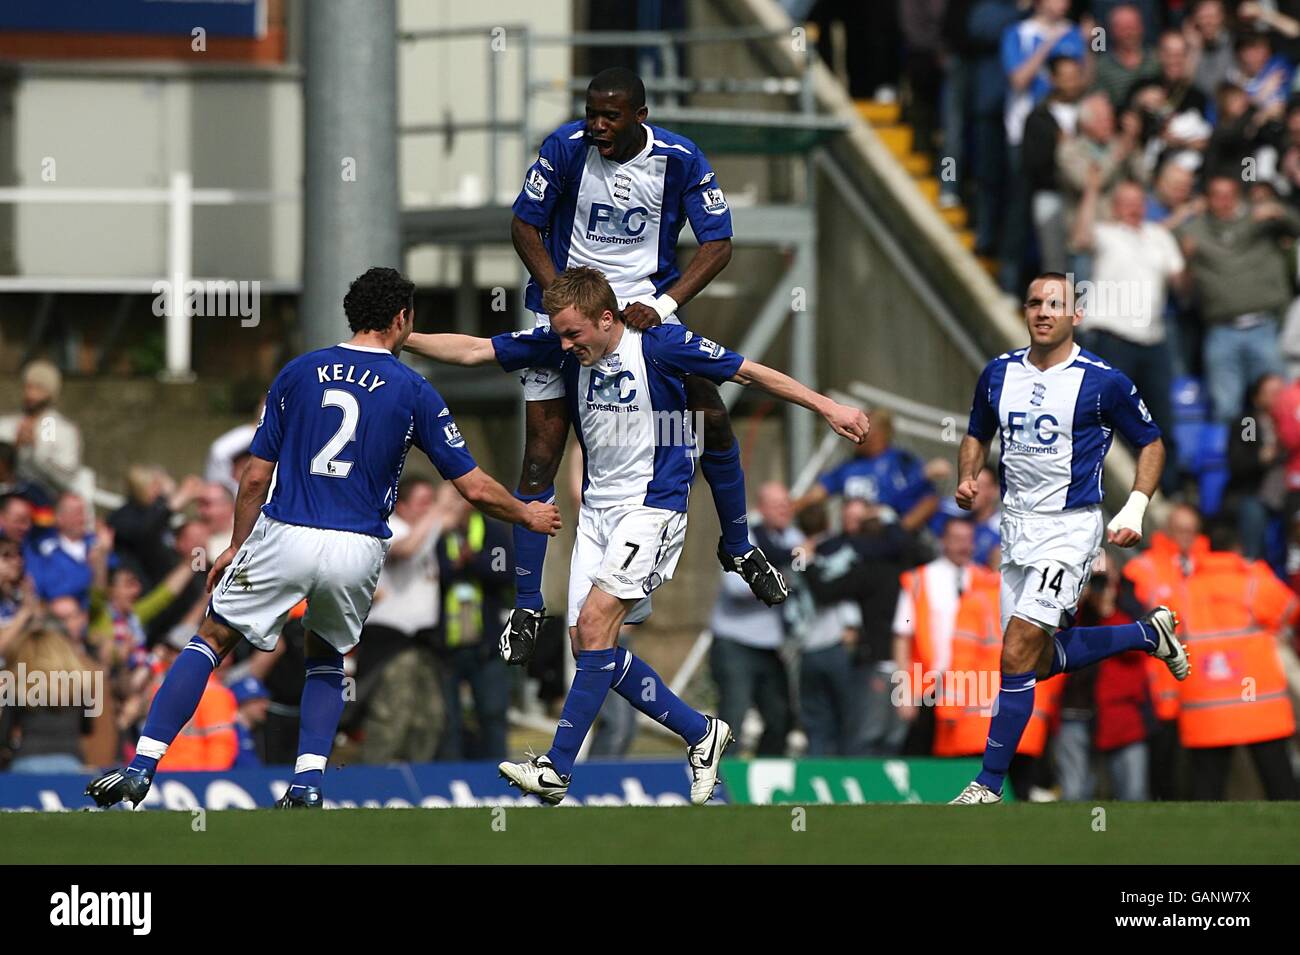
left=541, top=266, right=620, bottom=324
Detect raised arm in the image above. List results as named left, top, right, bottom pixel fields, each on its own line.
left=730, top=358, right=868, bottom=443
left=404, top=333, right=498, bottom=366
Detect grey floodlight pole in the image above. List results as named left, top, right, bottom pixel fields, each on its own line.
left=301, top=0, right=401, bottom=352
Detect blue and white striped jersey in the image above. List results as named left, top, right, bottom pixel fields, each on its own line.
left=511, top=120, right=733, bottom=313
left=966, top=345, right=1161, bottom=513
left=492, top=324, right=743, bottom=512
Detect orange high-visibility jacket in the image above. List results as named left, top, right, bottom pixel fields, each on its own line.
left=1173, top=552, right=1298, bottom=749
left=1122, top=532, right=1208, bottom=722
left=898, top=562, right=1000, bottom=679
left=932, top=574, right=1062, bottom=758
left=155, top=674, right=239, bottom=772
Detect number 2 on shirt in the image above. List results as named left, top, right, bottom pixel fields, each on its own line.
left=310, top=388, right=359, bottom=478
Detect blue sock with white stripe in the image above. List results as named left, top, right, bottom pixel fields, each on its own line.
left=293, top=652, right=346, bottom=789
left=130, top=635, right=218, bottom=775
left=610, top=647, right=709, bottom=745
left=700, top=441, right=752, bottom=559
left=513, top=486, right=554, bottom=611
left=1047, top=621, right=1154, bottom=676
left=975, top=670, right=1037, bottom=794
left=545, top=647, right=617, bottom=777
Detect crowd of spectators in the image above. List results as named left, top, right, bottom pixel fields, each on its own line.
left=805, top=1, right=1300, bottom=512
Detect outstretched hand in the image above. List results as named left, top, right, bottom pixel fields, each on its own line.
left=824, top=403, right=870, bottom=443
left=524, top=500, right=562, bottom=536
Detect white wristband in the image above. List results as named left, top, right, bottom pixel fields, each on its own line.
left=1107, top=490, right=1149, bottom=537
left=652, top=294, right=679, bottom=321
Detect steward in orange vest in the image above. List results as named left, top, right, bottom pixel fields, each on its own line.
left=150, top=669, right=238, bottom=772
left=1161, top=524, right=1299, bottom=800
left=1122, top=528, right=1207, bottom=722
left=897, top=561, right=1001, bottom=680
left=1175, top=552, right=1297, bottom=747
left=932, top=575, right=1062, bottom=758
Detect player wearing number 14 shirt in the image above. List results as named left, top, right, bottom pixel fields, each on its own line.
left=86, top=268, right=560, bottom=810
left=948, top=272, right=1190, bottom=805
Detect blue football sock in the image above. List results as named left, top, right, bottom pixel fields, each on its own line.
left=513, top=486, right=554, bottom=611
left=1047, top=621, right=1153, bottom=676
left=294, top=652, right=346, bottom=787
left=975, top=670, right=1037, bottom=794
left=700, top=441, right=752, bottom=559
left=545, top=647, right=617, bottom=776
left=130, top=636, right=219, bottom=775
left=610, top=647, right=709, bottom=745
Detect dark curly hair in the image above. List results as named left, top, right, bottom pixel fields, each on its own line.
left=343, top=267, right=415, bottom=334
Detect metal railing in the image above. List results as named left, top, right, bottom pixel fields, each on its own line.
left=396, top=23, right=825, bottom=202
left=0, top=173, right=298, bottom=380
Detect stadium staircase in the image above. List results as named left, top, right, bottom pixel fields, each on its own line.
left=853, top=98, right=996, bottom=275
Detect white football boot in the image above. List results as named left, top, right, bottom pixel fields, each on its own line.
left=687, top=717, right=734, bottom=805
left=498, top=751, right=569, bottom=806
left=1142, top=606, right=1190, bottom=681
left=949, top=781, right=1003, bottom=805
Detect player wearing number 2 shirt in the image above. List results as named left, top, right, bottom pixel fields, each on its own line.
left=87, top=268, right=560, bottom=810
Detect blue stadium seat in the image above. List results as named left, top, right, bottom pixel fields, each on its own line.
left=1194, top=422, right=1230, bottom=516
left=1171, top=375, right=1209, bottom=423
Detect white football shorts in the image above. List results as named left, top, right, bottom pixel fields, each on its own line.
left=998, top=504, right=1104, bottom=634
left=566, top=501, right=688, bottom=628
left=210, top=513, right=389, bottom=654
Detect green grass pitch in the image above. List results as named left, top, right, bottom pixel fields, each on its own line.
left=3, top=803, right=1297, bottom=864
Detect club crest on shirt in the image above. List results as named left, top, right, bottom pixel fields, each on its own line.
left=612, top=171, right=633, bottom=203
left=1030, top=383, right=1046, bottom=407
